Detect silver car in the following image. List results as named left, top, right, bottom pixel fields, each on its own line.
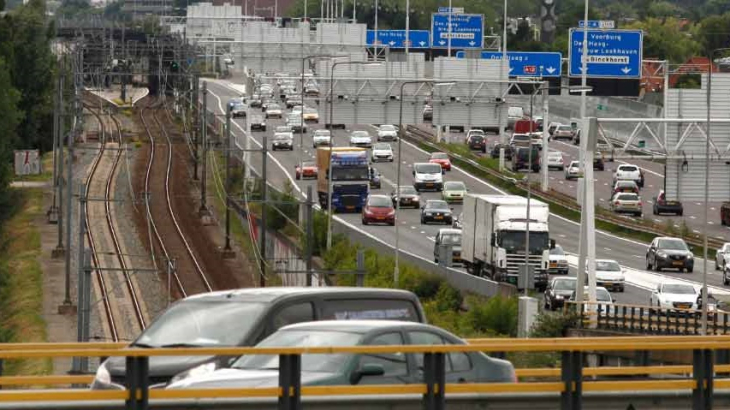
left=564, top=161, right=582, bottom=180
left=552, top=125, right=574, bottom=140
left=609, top=192, right=642, bottom=217
left=265, top=104, right=283, bottom=119
left=546, top=151, right=564, bottom=170
left=371, top=142, right=394, bottom=162
left=312, top=129, right=331, bottom=148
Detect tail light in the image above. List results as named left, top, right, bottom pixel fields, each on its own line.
left=638, top=201, right=643, bottom=206
left=615, top=201, right=620, bottom=205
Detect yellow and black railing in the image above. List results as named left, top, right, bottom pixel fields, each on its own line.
left=0, top=338, right=729, bottom=410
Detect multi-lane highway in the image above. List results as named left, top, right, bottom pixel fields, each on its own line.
left=203, top=78, right=730, bottom=308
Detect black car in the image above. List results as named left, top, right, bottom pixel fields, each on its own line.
left=420, top=200, right=453, bottom=225
left=512, top=146, right=540, bottom=173
left=490, top=143, right=512, bottom=160
left=391, top=186, right=420, bottom=208
left=653, top=190, right=683, bottom=216
left=91, top=287, right=427, bottom=390
left=646, top=237, right=694, bottom=273
left=369, top=167, right=381, bottom=189
left=467, top=134, right=487, bottom=152
left=248, top=94, right=263, bottom=108
left=544, top=277, right=577, bottom=311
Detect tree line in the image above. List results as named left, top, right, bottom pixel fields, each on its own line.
left=0, top=0, right=56, bottom=217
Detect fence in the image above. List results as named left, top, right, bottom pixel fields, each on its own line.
left=0, top=337, right=729, bottom=409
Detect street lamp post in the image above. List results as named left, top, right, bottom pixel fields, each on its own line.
left=395, top=80, right=454, bottom=286
left=326, top=60, right=382, bottom=251
left=528, top=84, right=592, bottom=294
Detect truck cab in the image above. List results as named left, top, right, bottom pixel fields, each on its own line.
left=317, top=148, right=370, bottom=212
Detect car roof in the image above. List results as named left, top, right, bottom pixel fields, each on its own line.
left=184, top=287, right=418, bottom=303
left=438, top=228, right=461, bottom=235
left=280, top=320, right=434, bottom=333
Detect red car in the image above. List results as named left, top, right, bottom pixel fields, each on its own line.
left=295, top=161, right=318, bottom=180
left=362, top=194, right=395, bottom=225
left=429, top=152, right=451, bottom=171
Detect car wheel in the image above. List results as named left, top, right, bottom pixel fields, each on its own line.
left=653, top=208, right=658, bottom=215
left=362, top=218, right=368, bottom=225
left=724, top=272, right=729, bottom=286
left=420, top=217, right=426, bottom=224
left=636, top=213, right=642, bottom=218
left=678, top=211, right=683, bottom=216
left=646, top=258, right=653, bottom=271
left=295, top=174, right=301, bottom=180
left=716, top=259, right=720, bottom=271
left=687, top=268, right=693, bottom=274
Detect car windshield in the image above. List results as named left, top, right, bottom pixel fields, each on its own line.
left=500, top=231, right=550, bottom=253
left=548, top=151, right=562, bottom=158
left=658, top=239, right=689, bottom=251
left=558, top=125, right=572, bottom=131
left=512, top=134, right=530, bottom=142
left=416, top=164, right=442, bottom=174
left=380, top=125, right=396, bottom=131
left=617, top=194, right=639, bottom=201
left=368, top=196, right=392, bottom=208
left=469, top=130, right=485, bottom=136
left=550, top=246, right=565, bottom=256
left=304, top=108, right=317, bottom=114
left=399, top=186, right=417, bottom=195
left=619, top=165, right=638, bottom=172
left=553, top=279, right=575, bottom=291
left=275, top=134, right=291, bottom=141
left=232, top=102, right=245, bottom=109
left=268, top=104, right=281, bottom=110
left=431, top=153, right=448, bottom=160
left=332, top=167, right=369, bottom=181
left=287, top=115, right=301, bottom=123
left=595, top=260, right=621, bottom=272
left=470, top=136, right=485, bottom=142
left=440, top=233, right=461, bottom=245
left=374, top=143, right=390, bottom=150
left=275, top=126, right=290, bottom=132
left=134, top=301, right=265, bottom=347
left=301, top=162, right=315, bottom=168
left=232, top=330, right=363, bottom=373
left=351, top=131, right=369, bottom=138
left=426, top=201, right=449, bottom=210
left=663, top=284, right=696, bottom=294
left=570, top=161, right=580, bottom=168
left=314, top=130, right=331, bottom=137
left=444, top=181, right=466, bottom=191
left=596, top=289, right=612, bottom=302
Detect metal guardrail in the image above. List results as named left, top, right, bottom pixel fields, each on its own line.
left=403, top=125, right=725, bottom=251
left=0, top=338, right=727, bottom=409
left=565, top=301, right=730, bottom=336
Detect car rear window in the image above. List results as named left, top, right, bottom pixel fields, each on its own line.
left=619, top=165, right=638, bottom=172
left=321, top=299, right=421, bottom=322
left=617, top=194, right=639, bottom=201
left=416, top=163, right=442, bottom=173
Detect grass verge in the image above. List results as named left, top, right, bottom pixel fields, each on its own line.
left=0, top=189, right=51, bottom=375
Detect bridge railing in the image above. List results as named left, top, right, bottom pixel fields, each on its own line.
left=564, top=301, right=730, bottom=335
left=0, top=337, right=729, bottom=409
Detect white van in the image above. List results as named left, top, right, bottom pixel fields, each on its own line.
left=507, top=106, right=524, bottom=129
left=412, top=162, right=444, bottom=192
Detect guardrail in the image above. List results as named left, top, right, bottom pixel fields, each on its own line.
left=0, top=338, right=729, bottom=409
left=564, top=301, right=730, bottom=336
left=403, top=125, right=725, bottom=251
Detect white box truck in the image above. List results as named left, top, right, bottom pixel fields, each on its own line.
left=462, top=194, right=551, bottom=291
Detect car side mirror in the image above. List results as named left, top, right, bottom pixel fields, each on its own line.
left=689, top=246, right=694, bottom=253
left=412, top=170, right=416, bottom=176
left=550, top=239, right=556, bottom=250
left=450, top=207, right=454, bottom=211
left=491, top=233, right=496, bottom=246
left=442, top=170, right=446, bottom=175
left=350, top=363, right=385, bottom=385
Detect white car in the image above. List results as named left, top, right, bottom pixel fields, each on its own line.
left=564, top=160, right=582, bottom=180
left=371, top=142, right=394, bottom=162
left=569, top=286, right=614, bottom=311
left=650, top=283, right=698, bottom=312
left=546, top=151, right=564, bottom=170
left=377, top=124, right=398, bottom=141
left=265, top=104, right=283, bottom=119
left=412, top=162, right=444, bottom=192
left=272, top=132, right=294, bottom=151
left=716, top=242, right=730, bottom=270
left=312, top=129, right=331, bottom=148
left=614, top=164, right=643, bottom=187
left=548, top=245, right=569, bottom=275
left=586, top=259, right=625, bottom=293
left=349, top=130, right=373, bottom=148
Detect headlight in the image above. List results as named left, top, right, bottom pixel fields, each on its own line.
left=426, top=212, right=433, bottom=216
left=170, top=362, right=218, bottom=385
left=687, top=254, right=694, bottom=259
left=95, top=362, right=111, bottom=385
left=657, top=252, right=668, bottom=259
left=555, top=295, right=564, bottom=300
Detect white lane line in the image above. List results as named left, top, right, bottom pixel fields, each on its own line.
left=604, top=247, right=612, bottom=251
left=427, top=237, right=436, bottom=242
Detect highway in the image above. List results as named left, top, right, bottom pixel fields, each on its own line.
left=203, top=79, right=730, bottom=308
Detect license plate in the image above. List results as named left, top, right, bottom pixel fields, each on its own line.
left=346, top=206, right=355, bottom=210
left=677, top=304, right=690, bottom=309
left=435, top=216, right=443, bottom=220
left=376, top=217, right=384, bottom=220
left=403, top=199, right=411, bottom=203
left=666, top=201, right=677, bottom=205
left=623, top=189, right=631, bottom=192
left=549, top=262, right=557, bottom=268
left=426, top=183, right=434, bottom=187
left=672, top=261, right=684, bottom=266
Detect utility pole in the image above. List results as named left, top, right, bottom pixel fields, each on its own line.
left=192, top=74, right=199, bottom=181
left=260, top=135, right=268, bottom=287
left=53, top=69, right=66, bottom=259
left=48, top=74, right=61, bottom=224
left=199, top=82, right=211, bottom=223
left=71, top=184, right=86, bottom=374
left=59, top=62, right=78, bottom=313
left=222, top=104, right=234, bottom=258
left=305, top=185, right=313, bottom=286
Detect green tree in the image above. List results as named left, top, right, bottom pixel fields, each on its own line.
left=624, top=17, right=699, bottom=62
left=696, top=13, right=730, bottom=55
left=0, top=57, right=21, bottom=214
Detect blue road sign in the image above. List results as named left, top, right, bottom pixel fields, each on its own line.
left=454, top=51, right=563, bottom=77
left=578, top=20, right=615, bottom=29
left=569, top=29, right=643, bottom=78
left=366, top=30, right=430, bottom=49
left=431, top=13, right=484, bottom=49
left=437, top=6, right=464, bottom=13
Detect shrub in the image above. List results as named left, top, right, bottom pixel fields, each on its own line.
left=463, top=295, right=519, bottom=337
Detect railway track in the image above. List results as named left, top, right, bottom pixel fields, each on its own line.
left=139, top=98, right=212, bottom=297
left=83, top=103, right=146, bottom=342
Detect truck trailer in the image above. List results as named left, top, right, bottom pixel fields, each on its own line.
left=316, top=147, right=370, bottom=212
left=461, top=194, right=551, bottom=291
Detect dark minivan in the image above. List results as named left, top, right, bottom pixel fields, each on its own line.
left=512, top=146, right=540, bottom=173
left=91, top=287, right=426, bottom=390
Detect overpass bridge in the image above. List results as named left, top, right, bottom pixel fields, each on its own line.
left=0, top=337, right=728, bottom=410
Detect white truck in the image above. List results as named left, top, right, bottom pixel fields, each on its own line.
left=461, top=194, right=551, bottom=291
